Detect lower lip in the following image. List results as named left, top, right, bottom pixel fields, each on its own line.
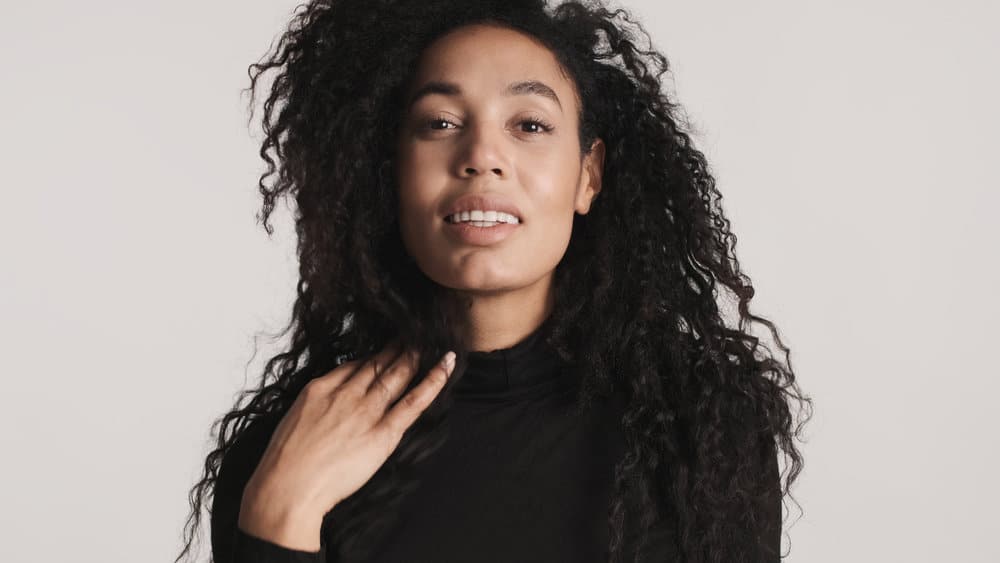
left=443, top=220, right=521, bottom=246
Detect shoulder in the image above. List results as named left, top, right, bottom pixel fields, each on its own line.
left=218, top=413, right=283, bottom=483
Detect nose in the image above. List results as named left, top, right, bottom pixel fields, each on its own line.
left=455, top=122, right=508, bottom=179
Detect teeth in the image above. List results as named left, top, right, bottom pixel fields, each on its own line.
left=447, top=210, right=520, bottom=224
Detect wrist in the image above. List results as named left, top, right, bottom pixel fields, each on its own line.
left=238, top=483, right=325, bottom=552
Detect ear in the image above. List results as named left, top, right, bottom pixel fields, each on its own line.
left=574, top=138, right=605, bottom=215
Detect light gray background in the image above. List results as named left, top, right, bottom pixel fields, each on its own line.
left=2, top=1, right=996, bottom=561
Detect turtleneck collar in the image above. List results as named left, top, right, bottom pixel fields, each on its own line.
left=451, top=314, right=567, bottom=398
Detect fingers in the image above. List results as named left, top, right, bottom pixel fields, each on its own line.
left=377, top=351, right=455, bottom=438
left=309, top=339, right=402, bottom=394
left=344, top=339, right=410, bottom=396
left=363, top=346, right=422, bottom=406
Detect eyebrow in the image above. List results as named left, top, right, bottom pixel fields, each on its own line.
left=405, top=79, right=563, bottom=112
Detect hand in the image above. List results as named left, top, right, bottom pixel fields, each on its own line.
left=238, top=343, right=456, bottom=551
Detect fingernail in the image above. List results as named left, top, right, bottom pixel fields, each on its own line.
left=443, top=351, right=456, bottom=371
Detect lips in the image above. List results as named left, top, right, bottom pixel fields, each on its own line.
left=441, top=194, right=523, bottom=223
left=443, top=217, right=520, bottom=246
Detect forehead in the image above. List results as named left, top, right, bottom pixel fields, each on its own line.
left=405, top=24, right=577, bottom=109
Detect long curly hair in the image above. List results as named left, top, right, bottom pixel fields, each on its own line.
left=175, top=1, right=813, bottom=562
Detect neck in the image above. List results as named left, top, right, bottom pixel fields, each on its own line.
left=454, top=273, right=555, bottom=352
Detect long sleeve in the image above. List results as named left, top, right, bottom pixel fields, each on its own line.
left=231, top=527, right=327, bottom=563
left=210, top=415, right=328, bottom=563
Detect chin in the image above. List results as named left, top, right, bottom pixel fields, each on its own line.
left=430, top=268, right=522, bottom=293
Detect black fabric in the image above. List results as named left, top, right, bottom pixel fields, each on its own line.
left=210, top=317, right=781, bottom=562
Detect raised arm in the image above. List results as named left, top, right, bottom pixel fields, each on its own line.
left=209, top=415, right=328, bottom=563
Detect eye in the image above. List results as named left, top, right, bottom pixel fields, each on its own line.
left=422, top=117, right=458, bottom=131
left=518, top=117, right=554, bottom=134
left=413, top=115, right=554, bottom=135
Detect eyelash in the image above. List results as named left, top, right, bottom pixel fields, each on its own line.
left=421, top=116, right=554, bottom=134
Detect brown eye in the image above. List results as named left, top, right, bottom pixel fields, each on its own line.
left=425, top=118, right=456, bottom=130
left=519, top=118, right=554, bottom=134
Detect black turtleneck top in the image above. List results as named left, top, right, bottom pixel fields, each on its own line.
left=210, top=318, right=782, bottom=562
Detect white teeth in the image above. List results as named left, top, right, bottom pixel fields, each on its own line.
left=447, top=210, right=520, bottom=224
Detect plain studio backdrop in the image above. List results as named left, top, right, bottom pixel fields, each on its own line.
left=1, top=1, right=996, bottom=561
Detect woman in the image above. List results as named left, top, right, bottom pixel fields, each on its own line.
left=176, top=1, right=812, bottom=562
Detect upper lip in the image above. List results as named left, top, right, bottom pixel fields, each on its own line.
left=442, top=194, right=523, bottom=222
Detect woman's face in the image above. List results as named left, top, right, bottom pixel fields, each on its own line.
left=395, top=23, right=604, bottom=298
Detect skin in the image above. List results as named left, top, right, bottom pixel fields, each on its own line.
left=395, top=23, right=605, bottom=352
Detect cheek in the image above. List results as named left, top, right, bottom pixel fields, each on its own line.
left=397, top=188, right=433, bottom=248
left=398, top=143, right=450, bottom=193
left=520, top=149, right=582, bottom=215
left=518, top=161, right=582, bottom=265
left=395, top=156, right=445, bottom=262
left=396, top=151, right=435, bottom=214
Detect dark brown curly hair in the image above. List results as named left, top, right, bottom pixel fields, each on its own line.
left=174, top=1, right=813, bottom=562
